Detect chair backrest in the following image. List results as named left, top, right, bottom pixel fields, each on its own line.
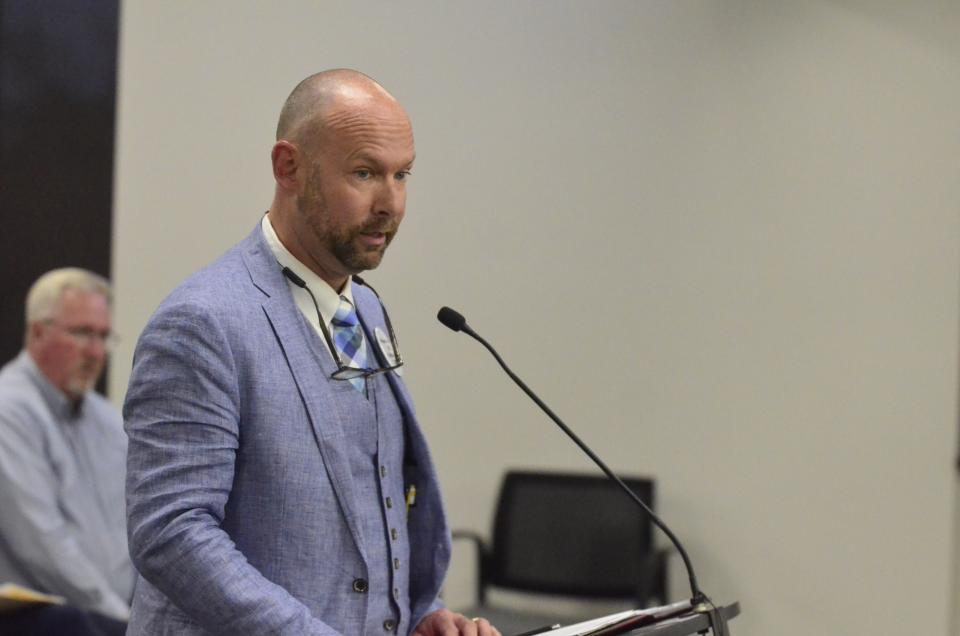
left=488, top=470, right=656, bottom=599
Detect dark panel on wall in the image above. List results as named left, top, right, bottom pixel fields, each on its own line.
left=0, top=0, right=119, bottom=388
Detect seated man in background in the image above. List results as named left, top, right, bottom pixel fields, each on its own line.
left=0, top=268, right=132, bottom=636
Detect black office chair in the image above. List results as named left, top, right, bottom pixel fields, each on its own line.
left=452, top=470, right=669, bottom=633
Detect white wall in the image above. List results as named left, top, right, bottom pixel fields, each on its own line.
left=112, top=2, right=960, bottom=634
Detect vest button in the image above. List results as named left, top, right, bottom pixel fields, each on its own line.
left=385, top=496, right=393, bottom=508
left=383, top=618, right=397, bottom=632
left=352, top=578, right=368, bottom=593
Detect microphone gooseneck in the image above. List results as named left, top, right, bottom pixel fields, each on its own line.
left=436, top=305, right=709, bottom=607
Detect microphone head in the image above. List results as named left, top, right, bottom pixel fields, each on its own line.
left=437, top=306, right=467, bottom=332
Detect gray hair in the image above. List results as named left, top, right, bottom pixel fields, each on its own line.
left=25, top=268, right=112, bottom=326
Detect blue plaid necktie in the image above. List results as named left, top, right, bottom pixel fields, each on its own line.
left=331, top=296, right=368, bottom=393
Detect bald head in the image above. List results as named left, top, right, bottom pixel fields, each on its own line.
left=275, top=69, right=405, bottom=143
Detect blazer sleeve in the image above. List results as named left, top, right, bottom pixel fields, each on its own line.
left=124, top=299, right=338, bottom=636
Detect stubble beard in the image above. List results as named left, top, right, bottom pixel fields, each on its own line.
left=298, top=185, right=397, bottom=275
left=330, top=222, right=396, bottom=272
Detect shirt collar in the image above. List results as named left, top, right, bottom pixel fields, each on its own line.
left=261, top=213, right=356, bottom=320
left=20, top=350, right=85, bottom=420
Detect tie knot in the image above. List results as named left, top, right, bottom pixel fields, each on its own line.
left=331, top=296, right=359, bottom=328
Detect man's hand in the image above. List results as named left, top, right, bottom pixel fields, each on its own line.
left=413, top=608, right=502, bottom=636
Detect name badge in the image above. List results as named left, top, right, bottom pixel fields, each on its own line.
left=375, top=327, right=402, bottom=376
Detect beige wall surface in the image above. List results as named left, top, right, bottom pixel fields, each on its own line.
left=112, top=2, right=960, bottom=634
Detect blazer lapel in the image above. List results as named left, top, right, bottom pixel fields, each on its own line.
left=240, top=226, right=368, bottom=562
left=354, top=292, right=418, bottom=424
left=354, top=296, right=452, bottom=621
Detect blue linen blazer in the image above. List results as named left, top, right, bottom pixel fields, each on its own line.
left=124, top=225, right=451, bottom=635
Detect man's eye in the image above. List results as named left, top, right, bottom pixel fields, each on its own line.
left=355, top=170, right=371, bottom=180
left=395, top=170, right=412, bottom=182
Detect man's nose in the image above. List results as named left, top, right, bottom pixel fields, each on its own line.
left=86, top=340, right=107, bottom=359
left=375, top=179, right=405, bottom=217
left=82, top=333, right=110, bottom=358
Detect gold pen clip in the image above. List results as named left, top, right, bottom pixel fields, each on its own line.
left=405, top=484, right=417, bottom=511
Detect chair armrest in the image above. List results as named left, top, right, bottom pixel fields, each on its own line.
left=451, top=530, right=491, bottom=606
left=452, top=529, right=485, bottom=543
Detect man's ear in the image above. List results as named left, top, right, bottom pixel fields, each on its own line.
left=28, top=320, right=45, bottom=344
left=271, top=140, right=300, bottom=191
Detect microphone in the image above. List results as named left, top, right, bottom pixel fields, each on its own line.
left=436, top=306, right=713, bottom=611
left=437, top=306, right=468, bottom=334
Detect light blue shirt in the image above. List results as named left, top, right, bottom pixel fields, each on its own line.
left=0, top=350, right=133, bottom=620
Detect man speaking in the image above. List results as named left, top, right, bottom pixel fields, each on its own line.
left=124, top=70, right=498, bottom=636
